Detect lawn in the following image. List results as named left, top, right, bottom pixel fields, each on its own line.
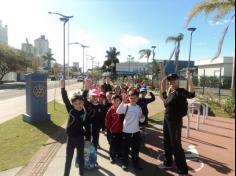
left=149, top=111, right=164, bottom=125
left=0, top=101, right=67, bottom=171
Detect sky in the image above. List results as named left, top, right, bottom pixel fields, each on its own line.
left=0, top=0, right=235, bottom=70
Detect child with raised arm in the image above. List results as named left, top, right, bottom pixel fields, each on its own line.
left=117, top=89, right=145, bottom=171
left=61, top=80, right=90, bottom=176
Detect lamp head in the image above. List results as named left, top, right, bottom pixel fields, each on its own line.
left=188, top=27, right=197, bottom=32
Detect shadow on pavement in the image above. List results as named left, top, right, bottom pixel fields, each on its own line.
left=199, top=155, right=233, bottom=175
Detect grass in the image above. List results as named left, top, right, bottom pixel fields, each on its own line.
left=0, top=101, right=67, bottom=171
left=149, top=111, right=164, bottom=126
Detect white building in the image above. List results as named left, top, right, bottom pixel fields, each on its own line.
left=22, top=43, right=34, bottom=56
left=34, top=35, right=50, bottom=57
left=116, top=62, right=147, bottom=75
left=0, top=20, right=8, bottom=45
left=195, top=56, right=233, bottom=78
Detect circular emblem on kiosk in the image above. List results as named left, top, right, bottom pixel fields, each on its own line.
left=33, top=85, right=46, bottom=98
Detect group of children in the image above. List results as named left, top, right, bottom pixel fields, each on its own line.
left=61, top=77, right=155, bottom=176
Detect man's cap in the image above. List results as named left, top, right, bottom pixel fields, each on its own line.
left=167, top=73, right=179, bottom=81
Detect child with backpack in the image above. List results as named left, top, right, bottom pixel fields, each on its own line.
left=117, top=89, right=145, bottom=171
left=106, top=95, right=123, bottom=164
left=61, top=80, right=90, bottom=176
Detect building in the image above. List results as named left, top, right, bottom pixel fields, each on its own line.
left=0, top=20, right=8, bottom=45
left=195, top=57, right=233, bottom=77
left=22, top=43, right=34, bottom=56
left=159, top=60, right=195, bottom=75
left=195, top=56, right=233, bottom=88
left=34, top=35, right=50, bottom=57
left=116, top=62, right=147, bottom=75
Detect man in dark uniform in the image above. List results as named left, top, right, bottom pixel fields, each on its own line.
left=158, top=71, right=195, bottom=176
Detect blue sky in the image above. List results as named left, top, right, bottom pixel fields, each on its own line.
left=0, top=0, right=235, bottom=69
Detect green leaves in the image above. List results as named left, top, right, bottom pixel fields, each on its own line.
left=0, top=44, right=31, bottom=81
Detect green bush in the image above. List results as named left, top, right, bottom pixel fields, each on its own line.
left=223, top=89, right=235, bottom=116
left=192, top=76, right=199, bottom=86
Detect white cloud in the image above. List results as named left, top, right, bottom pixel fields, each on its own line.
left=208, top=19, right=233, bottom=26
left=119, top=34, right=150, bottom=48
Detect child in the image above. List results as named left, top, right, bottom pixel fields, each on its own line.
left=117, top=89, right=145, bottom=171
left=106, top=95, right=123, bottom=164
left=86, top=89, right=105, bottom=151
left=137, top=87, right=156, bottom=126
left=61, top=80, right=89, bottom=176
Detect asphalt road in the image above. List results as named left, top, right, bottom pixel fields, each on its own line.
left=0, top=81, right=82, bottom=124
left=0, top=79, right=78, bottom=100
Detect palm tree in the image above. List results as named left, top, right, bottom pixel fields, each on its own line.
left=139, top=49, right=152, bottom=75
left=166, top=33, right=184, bottom=73
left=103, top=47, right=120, bottom=79
left=42, top=52, right=56, bottom=73
left=186, top=0, right=235, bottom=88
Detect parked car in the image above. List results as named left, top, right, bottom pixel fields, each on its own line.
left=77, top=76, right=84, bottom=82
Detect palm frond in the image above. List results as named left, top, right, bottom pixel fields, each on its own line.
left=211, top=15, right=235, bottom=61
left=166, top=37, right=178, bottom=43
left=139, top=49, right=152, bottom=59
left=186, top=0, right=235, bottom=26
left=214, top=3, right=235, bottom=22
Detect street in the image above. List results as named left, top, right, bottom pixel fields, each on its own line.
left=0, top=81, right=82, bottom=124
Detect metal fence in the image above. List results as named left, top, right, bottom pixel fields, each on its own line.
left=179, top=76, right=232, bottom=97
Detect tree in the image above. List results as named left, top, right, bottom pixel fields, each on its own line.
left=139, top=49, right=152, bottom=72
left=42, top=51, right=56, bottom=73
left=103, top=47, right=120, bottom=79
left=166, top=33, right=184, bottom=73
left=0, top=44, right=31, bottom=81
left=186, top=0, right=235, bottom=88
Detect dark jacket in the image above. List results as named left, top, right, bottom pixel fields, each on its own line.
left=137, top=92, right=155, bottom=118
left=101, top=83, right=112, bottom=93
left=61, top=88, right=90, bottom=139
left=162, top=88, right=195, bottom=121
left=82, top=89, right=105, bottom=129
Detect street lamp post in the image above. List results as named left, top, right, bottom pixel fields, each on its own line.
left=187, top=27, right=197, bottom=70
left=151, top=46, right=156, bottom=87
left=68, top=42, right=89, bottom=87
left=187, top=27, right=197, bottom=89
left=48, top=12, right=73, bottom=81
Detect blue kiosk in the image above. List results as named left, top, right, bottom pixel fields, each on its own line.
left=23, top=73, right=51, bottom=122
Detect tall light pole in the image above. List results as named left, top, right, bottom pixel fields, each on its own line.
left=187, top=27, right=197, bottom=70
left=128, top=55, right=131, bottom=74
left=48, top=12, right=73, bottom=81
left=187, top=27, right=197, bottom=89
left=68, top=42, right=89, bottom=87
left=151, top=45, right=156, bottom=87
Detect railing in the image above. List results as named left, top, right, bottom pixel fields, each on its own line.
left=186, top=98, right=208, bottom=137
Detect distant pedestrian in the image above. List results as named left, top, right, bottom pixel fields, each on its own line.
left=158, top=72, right=195, bottom=176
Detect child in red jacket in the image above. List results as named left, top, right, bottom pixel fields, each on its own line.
left=105, top=95, right=123, bottom=164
